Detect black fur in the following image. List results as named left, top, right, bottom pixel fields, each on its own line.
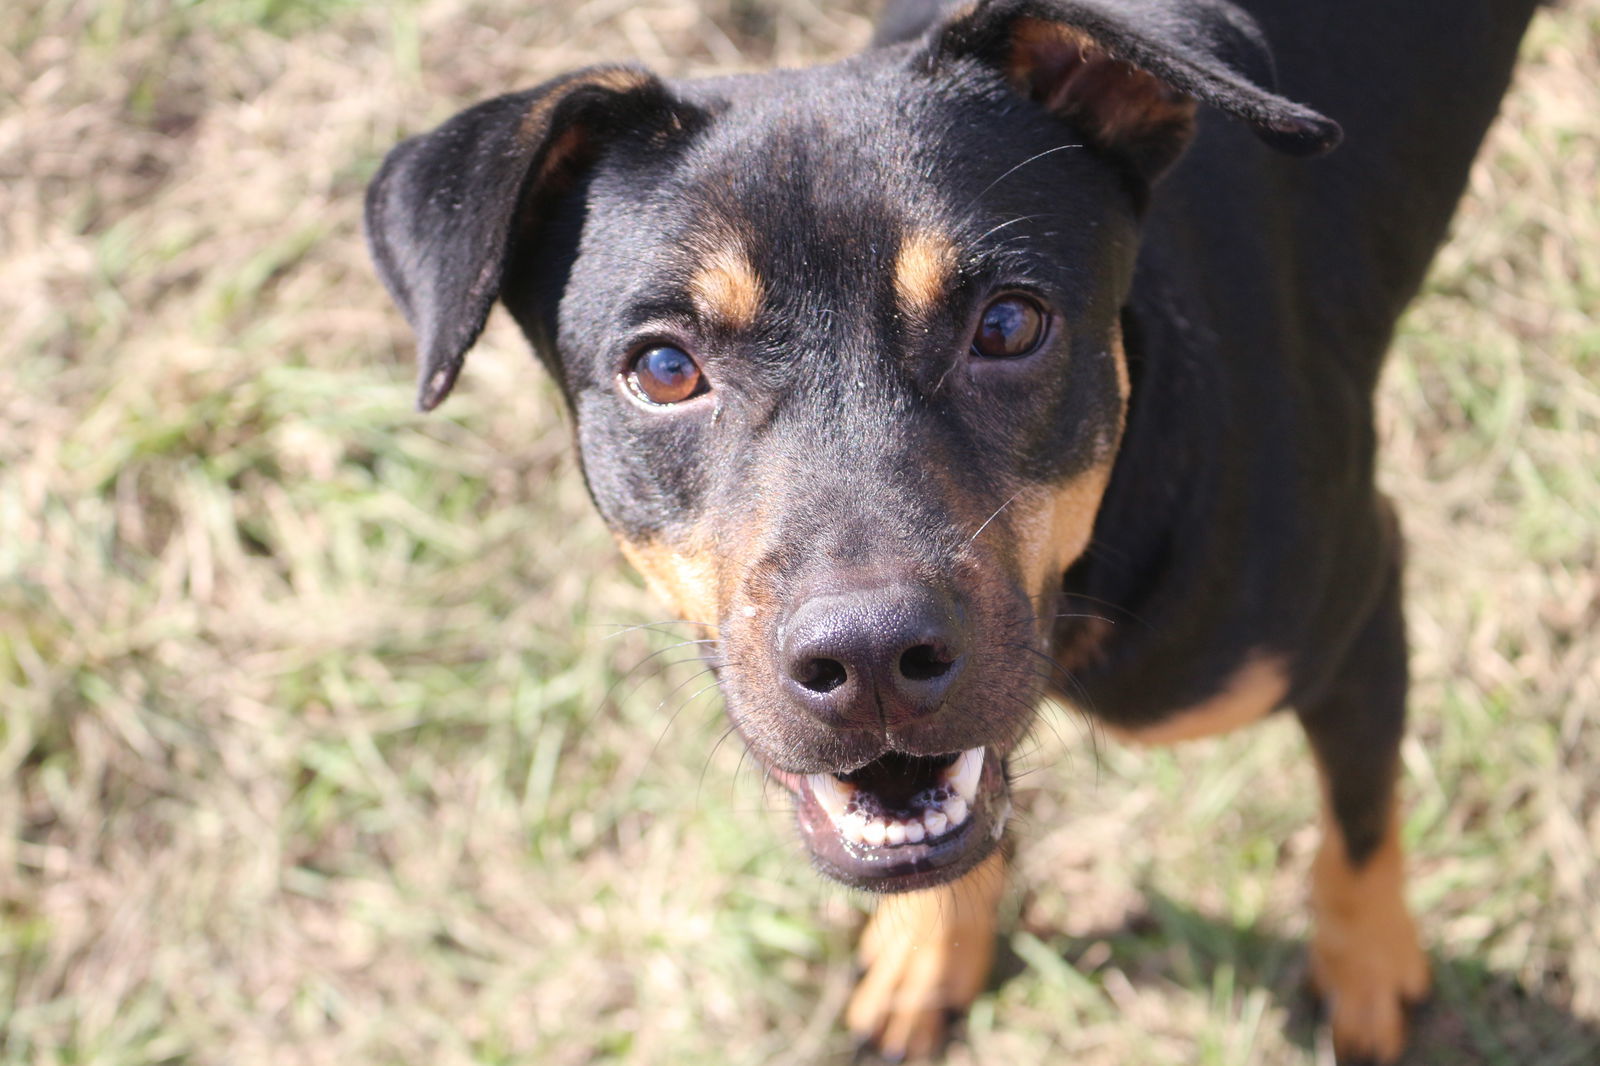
left=365, top=0, right=1537, bottom=1005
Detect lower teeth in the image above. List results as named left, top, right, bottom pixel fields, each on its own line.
left=805, top=747, right=984, bottom=848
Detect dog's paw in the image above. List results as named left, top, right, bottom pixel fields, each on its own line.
left=844, top=853, right=1004, bottom=1061
left=1307, top=807, right=1431, bottom=1064
left=845, top=926, right=984, bottom=1060
left=1308, top=907, right=1431, bottom=1063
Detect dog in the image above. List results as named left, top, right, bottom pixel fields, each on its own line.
left=364, top=0, right=1539, bottom=1059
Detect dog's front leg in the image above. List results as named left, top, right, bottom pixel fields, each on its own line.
left=845, top=849, right=1006, bottom=1059
left=1298, top=544, right=1430, bottom=1063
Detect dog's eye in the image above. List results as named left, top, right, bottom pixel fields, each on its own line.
left=627, top=345, right=706, bottom=405
left=972, top=295, right=1047, bottom=359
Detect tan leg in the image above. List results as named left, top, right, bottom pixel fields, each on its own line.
left=1308, top=780, right=1431, bottom=1063
left=845, top=850, right=1006, bottom=1060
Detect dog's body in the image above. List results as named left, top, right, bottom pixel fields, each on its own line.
left=366, top=0, right=1539, bottom=1059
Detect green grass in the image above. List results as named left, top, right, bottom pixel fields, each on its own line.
left=1, top=1, right=1596, bottom=1063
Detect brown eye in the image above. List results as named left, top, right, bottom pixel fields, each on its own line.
left=972, top=295, right=1047, bottom=358
left=628, top=345, right=705, bottom=405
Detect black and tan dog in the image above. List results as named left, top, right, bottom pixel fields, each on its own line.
left=365, top=0, right=1538, bottom=1059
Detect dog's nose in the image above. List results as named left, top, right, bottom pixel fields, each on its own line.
left=781, top=580, right=966, bottom=730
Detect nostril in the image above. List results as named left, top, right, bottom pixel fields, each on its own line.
left=796, top=657, right=849, bottom=694
left=899, top=643, right=954, bottom=682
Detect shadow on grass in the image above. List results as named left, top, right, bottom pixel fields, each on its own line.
left=1001, top=891, right=1600, bottom=1065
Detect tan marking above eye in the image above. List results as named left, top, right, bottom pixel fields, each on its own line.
left=688, top=240, right=764, bottom=331
left=894, top=229, right=958, bottom=319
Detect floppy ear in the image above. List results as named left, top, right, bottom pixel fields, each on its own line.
left=365, top=66, right=694, bottom=411
left=918, top=0, right=1340, bottom=179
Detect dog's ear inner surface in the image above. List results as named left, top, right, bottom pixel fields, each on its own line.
left=919, top=0, right=1341, bottom=179
left=364, top=66, right=695, bottom=411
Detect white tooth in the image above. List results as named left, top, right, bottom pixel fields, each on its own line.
left=923, top=809, right=948, bottom=837
left=841, top=810, right=870, bottom=844
left=904, top=820, right=926, bottom=843
left=862, top=818, right=887, bottom=846
left=885, top=820, right=907, bottom=846
left=807, top=773, right=854, bottom=824
left=944, top=795, right=969, bottom=828
left=943, top=747, right=984, bottom=804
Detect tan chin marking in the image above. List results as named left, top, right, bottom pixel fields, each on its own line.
left=1103, top=653, right=1290, bottom=745
left=894, top=229, right=958, bottom=320
left=1308, top=768, right=1430, bottom=1063
left=688, top=238, right=764, bottom=333
left=616, top=536, right=720, bottom=630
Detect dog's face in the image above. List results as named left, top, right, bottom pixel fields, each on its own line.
left=548, top=65, right=1139, bottom=888
left=366, top=0, right=1338, bottom=891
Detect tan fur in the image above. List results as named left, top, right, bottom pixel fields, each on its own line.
left=532, top=125, right=588, bottom=188
left=1110, top=331, right=1131, bottom=403
left=521, top=67, right=652, bottom=150
left=894, top=229, right=959, bottom=319
left=688, top=240, right=764, bottom=332
left=616, top=536, right=721, bottom=629
left=1008, top=18, right=1196, bottom=146
left=1008, top=328, right=1128, bottom=607
left=846, top=850, right=1007, bottom=1060
left=1012, top=465, right=1114, bottom=608
left=1104, top=654, right=1290, bottom=746
left=578, top=68, right=654, bottom=96
left=1008, top=18, right=1100, bottom=90
left=1309, top=770, right=1431, bottom=1062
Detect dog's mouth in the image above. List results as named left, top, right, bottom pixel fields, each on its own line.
left=774, top=747, right=1010, bottom=892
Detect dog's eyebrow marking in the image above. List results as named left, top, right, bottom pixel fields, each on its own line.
left=894, top=229, right=959, bottom=319
left=688, top=239, right=764, bottom=332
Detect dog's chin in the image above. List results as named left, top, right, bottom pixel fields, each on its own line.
left=770, top=746, right=1011, bottom=893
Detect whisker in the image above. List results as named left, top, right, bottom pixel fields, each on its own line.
left=593, top=619, right=718, bottom=641
left=700, top=721, right=746, bottom=804
left=965, top=143, right=1084, bottom=210
left=972, top=212, right=1056, bottom=245
left=968, top=490, right=1024, bottom=546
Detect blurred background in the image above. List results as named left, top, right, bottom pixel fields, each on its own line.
left=1, top=1, right=1596, bottom=1063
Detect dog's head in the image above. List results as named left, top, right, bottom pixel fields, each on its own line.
left=366, top=0, right=1336, bottom=892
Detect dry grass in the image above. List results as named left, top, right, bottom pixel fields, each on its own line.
left=1, top=1, right=1595, bottom=1063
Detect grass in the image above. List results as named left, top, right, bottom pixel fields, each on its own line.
left=1, top=0, right=1596, bottom=1063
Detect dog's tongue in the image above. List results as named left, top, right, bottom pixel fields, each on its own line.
left=805, top=747, right=983, bottom=848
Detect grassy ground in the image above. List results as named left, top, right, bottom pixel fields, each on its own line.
left=1, top=1, right=1595, bottom=1063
